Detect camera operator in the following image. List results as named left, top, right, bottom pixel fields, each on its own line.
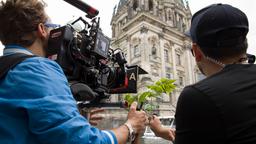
left=0, top=0, right=147, bottom=144
left=174, top=3, right=256, bottom=144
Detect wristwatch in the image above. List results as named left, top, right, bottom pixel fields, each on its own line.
left=124, top=122, right=136, bottom=142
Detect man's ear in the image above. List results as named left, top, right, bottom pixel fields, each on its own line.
left=192, top=43, right=203, bottom=62
left=37, top=23, right=48, bottom=39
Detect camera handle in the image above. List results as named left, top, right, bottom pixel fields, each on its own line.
left=77, top=101, right=128, bottom=109
left=70, top=82, right=129, bottom=108
left=70, top=82, right=97, bottom=101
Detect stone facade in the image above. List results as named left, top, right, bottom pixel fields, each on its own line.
left=98, top=0, right=203, bottom=128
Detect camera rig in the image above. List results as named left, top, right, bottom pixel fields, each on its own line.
left=46, top=0, right=147, bottom=108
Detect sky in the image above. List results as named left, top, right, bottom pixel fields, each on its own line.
left=0, top=0, right=256, bottom=55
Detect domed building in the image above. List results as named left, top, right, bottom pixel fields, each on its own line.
left=109, top=0, right=203, bottom=116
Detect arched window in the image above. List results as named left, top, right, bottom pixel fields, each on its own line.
left=149, top=0, right=153, bottom=11
left=179, top=76, right=184, bottom=86
left=133, top=0, right=138, bottom=10
left=168, top=10, right=172, bottom=20
left=152, top=45, right=157, bottom=56
left=176, top=53, right=182, bottom=65
left=164, top=49, right=169, bottom=62
left=134, top=45, right=139, bottom=57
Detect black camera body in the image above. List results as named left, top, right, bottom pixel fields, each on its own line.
left=46, top=1, right=147, bottom=108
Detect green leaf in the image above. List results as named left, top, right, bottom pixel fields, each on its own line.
left=147, top=85, right=163, bottom=93
left=124, top=94, right=138, bottom=107
left=138, top=91, right=152, bottom=103
left=144, top=103, right=157, bottom=112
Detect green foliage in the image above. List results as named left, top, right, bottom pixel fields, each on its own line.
left=143, top=103, right=158, bottom=112
left=124, top=78, right=176, bottom=112
left=147, top=78, right=176, bottom=95
left=124, top=94, right=138, bottom=107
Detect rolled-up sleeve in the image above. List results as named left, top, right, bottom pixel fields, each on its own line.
left=10, top=57, right=117, bottom=144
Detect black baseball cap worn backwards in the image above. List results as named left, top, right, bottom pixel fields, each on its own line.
left=188, top=3, right=249, bottom=48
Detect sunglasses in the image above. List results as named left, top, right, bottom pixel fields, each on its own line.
left=44, top=23, right=61, bottom=29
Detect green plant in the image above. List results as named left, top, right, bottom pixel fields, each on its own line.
left=124, top=78, right=176, bottom=113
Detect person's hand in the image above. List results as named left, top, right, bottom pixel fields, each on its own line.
left=126, top=102, right=147, bottom=134
left=160, top=127, right=175, bottom=141
left=87, top=108, right=105, bottom=126
left=149, top=115, right=162, bottom=132
left=149, top=115, right=175, bottom=141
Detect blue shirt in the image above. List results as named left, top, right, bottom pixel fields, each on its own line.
left=0, top=45, right=118, bottom=144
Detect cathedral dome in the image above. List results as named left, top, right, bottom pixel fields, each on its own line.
left=111, top=0, right=191, bottom=37
left=117, top=0, right=128, bottom=10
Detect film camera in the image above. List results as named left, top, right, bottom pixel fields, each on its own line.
left=46, top=0, right=147, bottom=108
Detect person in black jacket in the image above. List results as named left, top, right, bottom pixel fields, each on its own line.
left=175, top=3, right=256, bottom=144
left=150, top=3, right=256, bottom=144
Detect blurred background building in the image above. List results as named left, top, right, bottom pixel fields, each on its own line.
left=99, top=0, right=204, bottom=129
